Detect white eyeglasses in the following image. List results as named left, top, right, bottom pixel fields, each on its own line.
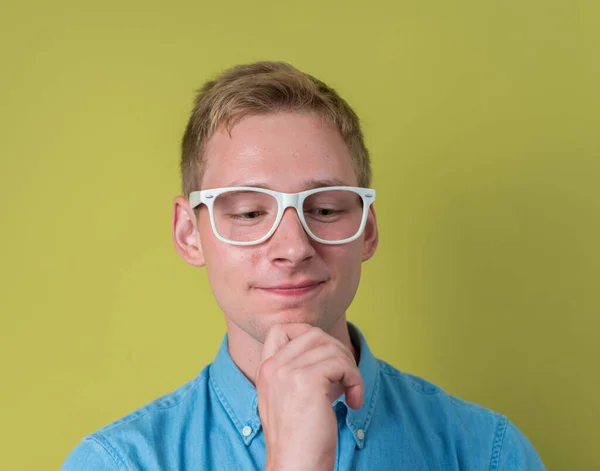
left=189, top=186, right=376, bottom=246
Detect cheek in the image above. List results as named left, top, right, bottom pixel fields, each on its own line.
left=320, top=244, right=363, bottom=281
left=330, top=241, right=363, bottom=265
left=338, top=248, right=363, bottom=298
left=204, top=240, right=259, bottom=288
left=249, top=248, right=265, bottom=265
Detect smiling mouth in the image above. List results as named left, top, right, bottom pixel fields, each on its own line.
left=259, top=281, right=325, bottom=297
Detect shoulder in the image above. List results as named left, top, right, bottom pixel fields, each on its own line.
left=376, top=360, right=546, bottom=470
left=96, top=368, right=209, bottom=435
left=61, top=368, right=210, bottom=471
left=378, top=358, right=502, bottom=415
left=377, top=359, right=503, bottom=431
left=492, top=420, right=547, bottom=470
left=61, top=435, right=125, bottom=471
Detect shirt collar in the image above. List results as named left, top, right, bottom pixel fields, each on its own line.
left=209, top=335, right=262, bottom=446
left=334, top=322, right=381, bottom=449
left=208, top=322, right=381, bottom=448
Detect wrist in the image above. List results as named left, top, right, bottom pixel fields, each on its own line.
left=265, top=461, right=332, bottom=471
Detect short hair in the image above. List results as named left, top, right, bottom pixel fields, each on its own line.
left=180, top=61, right=371, bottom=197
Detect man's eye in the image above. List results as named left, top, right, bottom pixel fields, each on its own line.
left=308, top=208, right=340, bottom=216
left=232, top=211, right=263, bottom=219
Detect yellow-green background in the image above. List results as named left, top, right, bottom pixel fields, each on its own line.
left=1, top=0, right=598, bottom=469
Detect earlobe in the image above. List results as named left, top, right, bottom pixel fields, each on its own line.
left=172, top=196, right=206, bottom=267
left=361, top=205, right=378, bottom=262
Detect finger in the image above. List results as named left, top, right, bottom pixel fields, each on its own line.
left=285, top=342, right=356, bottom=372
left=302, top=357, right=364, bottom=410
left=270, top=326, right=355, bottom=368
left=259, top=323, right=313, bottom=364
left=285, top=342, right=362, bottom=407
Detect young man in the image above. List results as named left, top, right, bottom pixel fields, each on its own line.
left=62, top=62, right=546, bottom=470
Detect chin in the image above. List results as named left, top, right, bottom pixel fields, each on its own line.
left=265, top=308, right=321, bottom=323
left=259, top=306, right=340, bottom=332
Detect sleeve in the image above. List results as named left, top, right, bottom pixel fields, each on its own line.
left=61, top=437, right=123, bottom=471
left=493, top=420, right=547, bottom=470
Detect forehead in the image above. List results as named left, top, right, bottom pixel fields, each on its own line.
left=201, top=112, right=358, bottom=191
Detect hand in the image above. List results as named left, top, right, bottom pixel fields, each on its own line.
left=256, top=323, right=364, bottom=471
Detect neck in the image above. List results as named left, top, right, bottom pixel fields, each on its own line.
left=225, top=315, right=358, bottom=386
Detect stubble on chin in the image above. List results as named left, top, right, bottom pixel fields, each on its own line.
left=242, top=305, right=341, bottom=346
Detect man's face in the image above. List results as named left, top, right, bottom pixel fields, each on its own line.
left=177, top=111, right=378, bottom=344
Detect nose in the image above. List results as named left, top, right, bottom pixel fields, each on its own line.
left=266, top=207, right=316, bottom=265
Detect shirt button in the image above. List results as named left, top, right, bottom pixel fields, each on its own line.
left=356, top=429, right=365, bottom=440
left=242, top=426, right=253, bottom=437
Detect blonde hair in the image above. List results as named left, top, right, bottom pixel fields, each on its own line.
left=180, top=61, right=371, bottom=196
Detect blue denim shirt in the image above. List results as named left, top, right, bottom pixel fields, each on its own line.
left=62, top=323, right=546, bottom=470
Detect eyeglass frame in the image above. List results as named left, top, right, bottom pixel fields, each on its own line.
left=188, top=186, right=376, bottom=246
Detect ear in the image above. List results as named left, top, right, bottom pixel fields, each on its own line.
left=172, top=195, right=206, bottom=267
left=361, top=204, right=379, bottom=262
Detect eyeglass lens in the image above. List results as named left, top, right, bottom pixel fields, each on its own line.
left=212, top=189, right=365, bottom=243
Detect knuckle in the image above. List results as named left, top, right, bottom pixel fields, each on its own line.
left=258, top=358, right=276, bottom=381
left=267, top=323, right=285, bottom=338
left=307, top=325, right=325, bottom=340
left=309, top=325, right=323, bottom=335
left=336, top=343, right=355, bottom=361
left=326, top=344, right=345, bottom=362
left=274, top=364, right=291, bottom=382
left=333, top=355, right=349, bottom=371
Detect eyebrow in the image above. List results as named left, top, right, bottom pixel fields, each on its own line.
left=225, top=178, right=353, bottom=190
